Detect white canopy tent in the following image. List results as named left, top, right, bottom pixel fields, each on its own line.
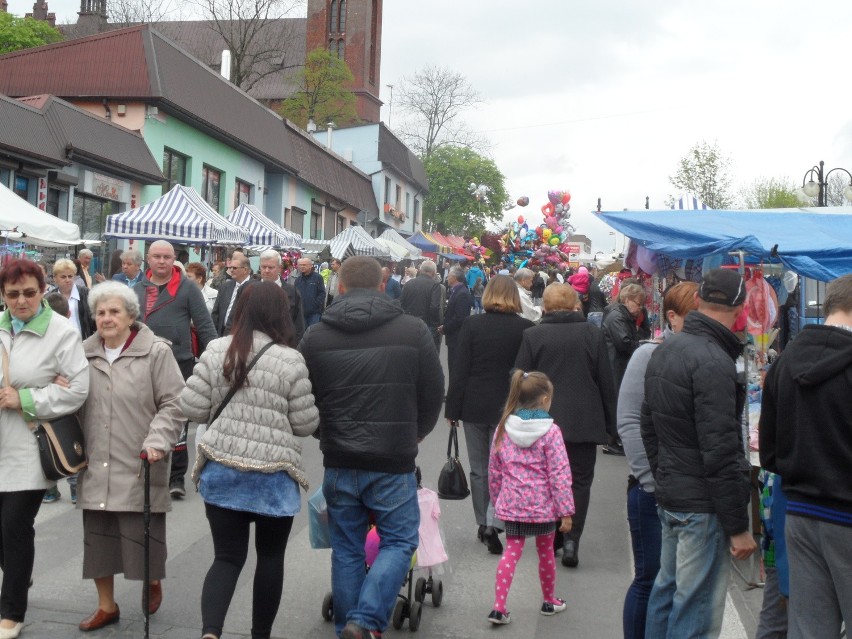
left=0, top=182, right=84, bottom=247
left=378, top=228, right=423, bottom=259
left=227, top=203, right=302, bottom=250
left=327, top=226, right=391, bottom=260
left=375, top=238, right=410, bottom=260
left=104, top=185, right=247, bottom=244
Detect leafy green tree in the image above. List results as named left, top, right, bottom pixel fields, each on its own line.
left=0, top=13, right=62, bottom=54
left=741, top=177, right=803, bottom=209
left=423, top=145, right=509, bottom=235
left=279, top=47, right=358, bottom=129
left=668, top=140, right=735, bottom=209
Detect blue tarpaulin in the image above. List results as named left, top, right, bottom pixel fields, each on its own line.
left=597, top=208, right=852, bottom=282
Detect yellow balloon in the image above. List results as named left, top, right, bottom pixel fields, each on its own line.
left=542, top=228, right=552, bottom=240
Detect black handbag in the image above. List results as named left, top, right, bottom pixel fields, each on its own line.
left=1, top=344, right=87, bottom=480
left=33, top=415, right=87, bottom=480
left=437, top=422, right=470, bottom=500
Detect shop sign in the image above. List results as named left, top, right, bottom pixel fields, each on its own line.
left=82, top=171, right=130, bottom=202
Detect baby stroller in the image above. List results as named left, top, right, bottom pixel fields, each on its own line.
left=317, top=469, right=448, bottom=632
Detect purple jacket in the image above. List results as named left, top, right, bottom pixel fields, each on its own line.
left=489, top=416, right=575, bottom=523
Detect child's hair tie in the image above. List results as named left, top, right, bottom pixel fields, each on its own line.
left=522, top=372, right=529, bottom=379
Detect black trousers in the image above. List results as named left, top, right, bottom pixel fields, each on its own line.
left=554, top=442, right=598, bottom=548
left=170, top=358, right=196, bottom=485
left=201, top=503, right=294, bottom=639
left=0, top=490, right=45, bottom=622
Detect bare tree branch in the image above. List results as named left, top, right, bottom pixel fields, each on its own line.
left=395, top=65, right=486, bottom=159
left=109, top=0, right=185, bottom=26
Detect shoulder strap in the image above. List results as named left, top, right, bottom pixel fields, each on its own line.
left=211, top=341, right=276, bottom=423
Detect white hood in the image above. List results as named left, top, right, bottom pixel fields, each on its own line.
left=504, top=415, right=554, bottom=448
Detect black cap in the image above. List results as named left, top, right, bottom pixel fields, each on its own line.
left=698, top=268, right=746, bottom=307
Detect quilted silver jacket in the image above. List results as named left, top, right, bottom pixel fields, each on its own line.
left=180, top=332, right=319, bottom=489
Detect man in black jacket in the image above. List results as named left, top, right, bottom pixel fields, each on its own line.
left=759, top=274, right=852, bottom=638
left=258, top=249, right=306, bottom=342
left=294, top=257, right=326, bottom=327
left=211, top=250, right=254, bottom=336
left=641, top=268, right=756, bottom=638
left=400, top=259, right=443, bottom=351
left=439, top=265, right=472, bottom=373
left=299, top=256, right=443, bottom=639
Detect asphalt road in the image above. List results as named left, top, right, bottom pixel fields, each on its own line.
left=22, top=343, right=759, bottom=639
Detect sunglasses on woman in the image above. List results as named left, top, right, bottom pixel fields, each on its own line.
left=3, top=289, right=40, bottom=300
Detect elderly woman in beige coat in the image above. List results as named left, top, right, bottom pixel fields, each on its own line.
left=76, top=281, right=185, bottom=632
left=180, top=281, right=318, bottom=639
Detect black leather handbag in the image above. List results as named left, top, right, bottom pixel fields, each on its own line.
left=33, top=415, right=87, bottom=480
left=437, top=422, right=470, bottom=500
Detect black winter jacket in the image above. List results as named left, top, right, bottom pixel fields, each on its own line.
left=759, top=324, right=852, bottom=526
left=298, top=289, right=444, bottom=474
left=602, top=302, right=639, bottom=391
left=641, top=311, right=749, bottom=536
left=400, top=274, right=443, bottom=328
left=514, top=311, right=616, bottom=444
left=445, top=312, right=534, bottom=424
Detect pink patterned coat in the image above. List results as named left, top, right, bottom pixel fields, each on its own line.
left=488, top=416, right=575, bottom=523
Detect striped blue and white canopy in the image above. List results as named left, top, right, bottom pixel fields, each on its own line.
left=104, top=185, right=248, bottom=244
left=328, top=225, right=391, bottom=260
left=227, top=203, right=303, bottom=249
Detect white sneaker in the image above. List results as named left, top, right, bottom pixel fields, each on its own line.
left=0, top=621, right=23, bottom=639
left=540, top=598, right=567, bottom=616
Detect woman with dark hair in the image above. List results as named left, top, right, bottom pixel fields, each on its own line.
left=180, top=282, right=319, bottom=639
left=106, top=249, right=123, bottom=280
left=0, top=258, right=89, bottom=638
left=445, top=275, right=534, bottom=555
left=617, top=282, right=698, bottom=639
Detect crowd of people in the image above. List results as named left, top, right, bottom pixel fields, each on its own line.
left=0, top=244, right=849, bottom=639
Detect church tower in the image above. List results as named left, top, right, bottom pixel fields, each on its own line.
left=306, top=0, right=383, bottom=123
left=76, top=0, right=108, bottom=35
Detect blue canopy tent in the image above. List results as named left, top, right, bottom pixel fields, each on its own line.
left=597, top=208, right=852, bottom=282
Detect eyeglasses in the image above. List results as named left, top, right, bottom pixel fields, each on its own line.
left=226, top=265, right=247, bottom=271
left=4, top=288, right=40, bottom=300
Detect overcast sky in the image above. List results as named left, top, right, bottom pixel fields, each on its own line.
left=11, top=0, right=852, bottom=252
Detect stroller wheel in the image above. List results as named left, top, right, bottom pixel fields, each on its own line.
left=431, top=579, right=443, bottom=608
left=392, top=599, right=406, bottom=629
left=321, top=592, right=334, bottom=621
left=409, top=601, right=422, bottom=631
left=414, top=577, right=427, bottom=603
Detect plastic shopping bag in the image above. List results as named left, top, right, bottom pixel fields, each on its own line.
left=308, top=487, right=331, bottom=549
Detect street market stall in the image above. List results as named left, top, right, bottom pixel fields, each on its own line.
left=104, top=185, right=248, bottom=245
left=0, top=182, right=85, bottom=248
left=326, top=225, right=391, bottom=260
left=378, top=228, right=423, bottom=259
left=227, top=203, right=302, bottom=250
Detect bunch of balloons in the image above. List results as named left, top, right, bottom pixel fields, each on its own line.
left=463, top=236, right=488, bottom=261
left=499, top=189, right=577, bottom=270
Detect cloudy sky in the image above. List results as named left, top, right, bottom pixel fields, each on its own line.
left=11, top=0, right=852, bottom=252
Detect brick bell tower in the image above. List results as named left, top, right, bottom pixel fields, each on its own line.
left=306, top=0, right=383, bottom=123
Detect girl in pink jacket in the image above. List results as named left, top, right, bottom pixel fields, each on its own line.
left=487, top=370, right=575, bottom=626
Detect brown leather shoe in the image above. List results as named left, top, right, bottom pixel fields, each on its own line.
left=79, top=606, right=120, bottom=631
left=145, top=581, right=162, bottom=615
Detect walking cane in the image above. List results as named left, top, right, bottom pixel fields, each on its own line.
left=139, top=451, right=151, bottom=639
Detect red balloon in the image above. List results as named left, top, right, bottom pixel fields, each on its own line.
left=561, top=192, right=571, bottom=205
left=517, top=215, right=525, bottom=224
left=541, top=202, right=554, bottom=216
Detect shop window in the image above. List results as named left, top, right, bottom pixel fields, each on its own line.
left=72, top=192, right=112, bottom=240
left=13, top=176, right=29, bottom=200
left=202, top=165, right=222, bottom=212
left=46, top=187, right=62, bottom=217
left=288, top=207, right=306, bottom=235
left=162, top=148, right=187, bottom=194
left=311, top=201, right=323, bottom=239
left=323, top=207, right=337, bottom=239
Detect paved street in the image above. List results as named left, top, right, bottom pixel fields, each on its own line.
left=21, top=347, right=762, bottom=639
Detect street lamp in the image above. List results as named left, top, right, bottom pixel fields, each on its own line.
left=801, top=160, right=852, bottom=207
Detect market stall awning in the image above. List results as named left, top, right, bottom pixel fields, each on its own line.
left=328, top=225, right=391, bottom=260
left=375, top=238, right=410, bottom=260
left=227, top=203, right=302, bottom=249
left=408, top=231, right=445, bottom=253
left=104, top=185, right=248, bottom=244
left=597, top=208, right=852, bottom=282
left=378, top=228, right=422, bottom=258
left=0, top=183, right=84, bottom=247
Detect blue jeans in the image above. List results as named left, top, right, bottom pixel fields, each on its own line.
left=645, top=508, right=730, bottom=639
left=323, top=469, right=420, bottom=636
left=472, top=296, right=483, bottom=314
left=623, top=483, right=662, bottom=639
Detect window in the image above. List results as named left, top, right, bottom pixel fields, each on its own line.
left=337, top=214, right=346, bottom=233
left=46, top=187, right=62, bottom=217
left=395, top=185, right=402, bottom=209
left=162, top=149, right=187, bottom=194
left=13, top=176, right=29, bottom=200
left=287, top=207, right=306, bottom=234
left=405, top=192, right=411, bottom=214
left=311, top=201, right=323, bottom=239
left=384, top=177, right=391, bottom=204
left=323, top=206, right=336, bottom=239
left=330, top=0, right=338, bottom=32
left=414, top=198, right=421, bottom=224
left=201, top=165, right=222, bottom=212
left=72, top=192, right=112, bottom=240
left=338, top=39, right=345, bottom=61
left=339, top=0, right=346, bottom=31
left=235, top=179, right=252, bottom=206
